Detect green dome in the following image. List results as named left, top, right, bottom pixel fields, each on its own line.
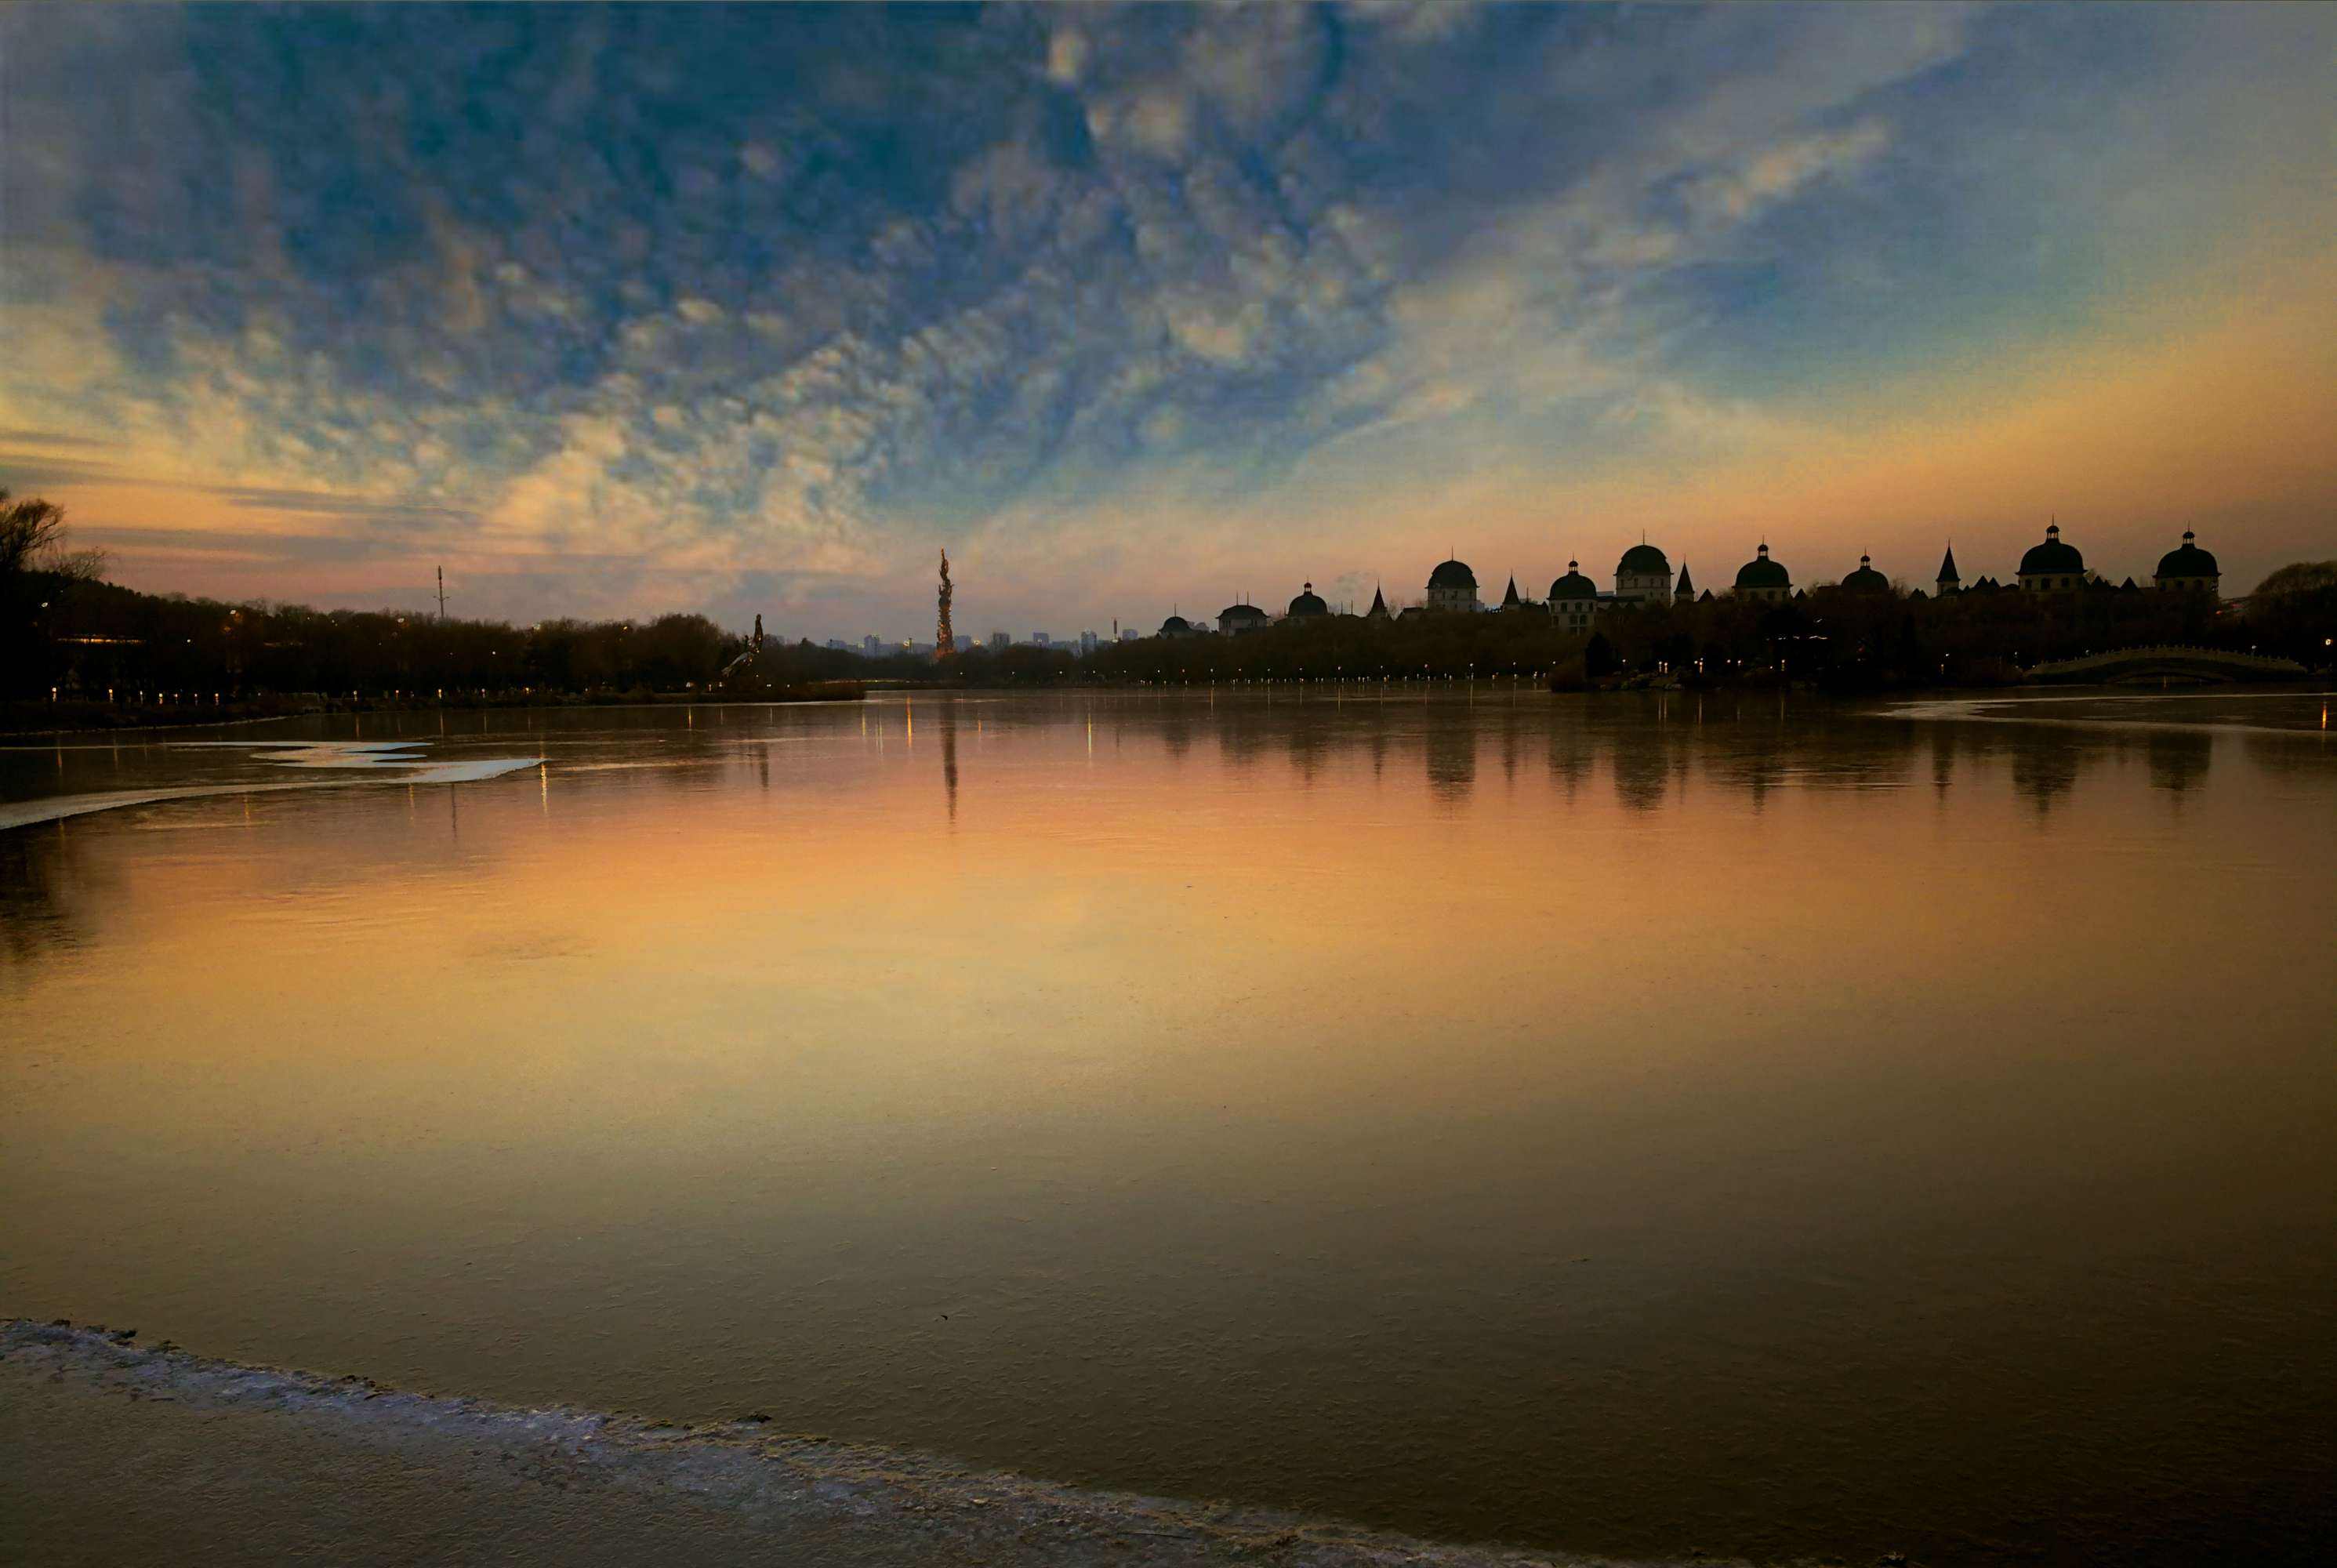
left=1549, top=561, right=1598, bottom=601
left=1219, top=603, right=1268, bottom=624
left=1158, top=615, right=1192, bottom=634
left=2155, top=532, right=2217, bottom=579
left=1428, top=558, right=1477, bottom=591
left=2019, top=526, right=2084, bottom=575
left=1735, top=543, right=1790, bottom=590
left=1617, top=543, right=1670, bottom=575
left=1286, top=583, right=1329, bottom=616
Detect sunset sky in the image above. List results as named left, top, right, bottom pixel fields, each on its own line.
left=2, top=2, right=2332, bottom=640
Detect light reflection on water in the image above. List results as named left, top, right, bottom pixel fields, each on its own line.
left=3, top=690, right=2334, bottom=1566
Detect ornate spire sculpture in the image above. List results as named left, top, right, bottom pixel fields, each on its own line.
left=935, top=549, right=954, bottom=661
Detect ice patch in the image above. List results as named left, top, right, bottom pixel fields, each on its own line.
left=0, top=1319, right=1715, bottom=1567
left=0, top=753, right=542, bottom=833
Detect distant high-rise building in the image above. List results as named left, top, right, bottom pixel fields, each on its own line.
left=862, top=634, right=881, bottom=657
left=1080, top=630, right=1099, bottom=654
left=826, top=638, right=849, bottom=651
left=1119, top=626, right=1141, bottom=642
left=1032, top=632, right=1051, bottom=647
left=955, top=634, right=974, bottom=652
left=988, top=630, right=1010, bottom=651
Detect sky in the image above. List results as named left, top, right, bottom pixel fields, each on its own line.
left=2, top=2, right=2332, bottom=641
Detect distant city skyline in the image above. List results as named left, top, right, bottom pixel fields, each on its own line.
left=2, top=5, right=2332, bottom=643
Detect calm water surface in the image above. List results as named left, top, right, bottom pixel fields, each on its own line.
left=4, top=690, right=2334, bottom=1565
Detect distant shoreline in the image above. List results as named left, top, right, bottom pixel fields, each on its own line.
left=0, top=684, right=868, bottom=738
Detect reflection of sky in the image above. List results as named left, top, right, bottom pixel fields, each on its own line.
left=2, top=5, right=2332, bottom=637
left=4, top=696, right=2335, bottom=1560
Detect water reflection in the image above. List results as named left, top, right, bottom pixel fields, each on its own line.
left=2, top=690, right=2334, bottom=1568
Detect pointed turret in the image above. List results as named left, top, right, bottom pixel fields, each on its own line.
left=1936, top=544, right=1960, bottom=593
left=1675, top=561, right=1694, bottom=600
left=1366, top=583, right=1390, bottom=621
left=1501, top=574, right=1522, bottom=609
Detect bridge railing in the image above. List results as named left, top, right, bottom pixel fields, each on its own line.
left=2029, top=644, right=2307, bottom=677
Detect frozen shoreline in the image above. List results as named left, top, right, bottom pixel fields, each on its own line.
left=1, top=1319, right=1746, bottom=1568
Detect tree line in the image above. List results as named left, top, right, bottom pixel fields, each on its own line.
left=6, top=488, right=2331, bottom=708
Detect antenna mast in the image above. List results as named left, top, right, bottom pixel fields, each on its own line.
left=437, top=565, right=446, bottom=621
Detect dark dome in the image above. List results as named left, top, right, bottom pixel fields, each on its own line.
left=1428, top=558, right=1477, bottom=590
left=1842, top=554, right=1889, bottom=592
left=1549, top=561, right=1598, bottom=601
left=1617, top=543, right=1670, bottom=575
left=2155, top=532, right=2218, bottom=578
left=1158, top=615, right=1191, bottom=633
left=1220, top=602, right=1268, bottom=622
left=2019, top=526, right=2084, bottom=575
left=1735, top=543, right=1790, bottom=590
left=1286, top=583, right=1329, bottom=617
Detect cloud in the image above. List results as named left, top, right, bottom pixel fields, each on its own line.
left=0, top=3, right=2331, bottom=631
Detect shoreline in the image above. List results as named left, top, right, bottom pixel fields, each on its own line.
left=2, top=1319, right=1738, bottom=1568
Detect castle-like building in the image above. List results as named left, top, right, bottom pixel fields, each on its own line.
left=1152, top=524, right=2219, bottom=637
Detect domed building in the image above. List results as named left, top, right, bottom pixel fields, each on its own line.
left=1841, top=553, right=1890, bottom=593
left=1548, top=559, right=1599, bottom=633
left=1286, top=582, right=1330, bottom=619
left=1734, top=543, right=1792, bottom=602
left=1156, top=613, right=1197, bottom=639
left=2153, top=531, right=2219, bottom=596
left=1218, top=601, right=1271, bottom=635
left=1615, top=542, right=1672, bottom=604
left=2017, top=523, right=2085, bottom=593
left=1425, top=557, right=1479, bottom=613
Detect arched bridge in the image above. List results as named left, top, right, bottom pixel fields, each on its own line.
left=2028, top=644, right=2309, bottom=684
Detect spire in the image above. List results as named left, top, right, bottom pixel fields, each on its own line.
left=1367, top=583, right=1389, bottom=618
left=1675, top=561, right=1694, bottom=595
left=1937, top=543, right=1959, bottom=584
left=1501, top=574, right=1521, bottom=608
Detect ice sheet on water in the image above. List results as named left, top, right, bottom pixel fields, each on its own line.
left=0, top=751, right=541, bottom=832
left=2, top=1320, right=1699, bottom=1568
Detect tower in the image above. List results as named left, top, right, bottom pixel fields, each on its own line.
left=935, top=549, right=954, bottom=661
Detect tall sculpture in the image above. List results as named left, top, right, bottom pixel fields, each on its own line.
left=935, top=549, right=955, bottom=660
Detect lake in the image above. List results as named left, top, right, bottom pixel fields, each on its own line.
left=4, top=688, right=2333, bottom=1566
